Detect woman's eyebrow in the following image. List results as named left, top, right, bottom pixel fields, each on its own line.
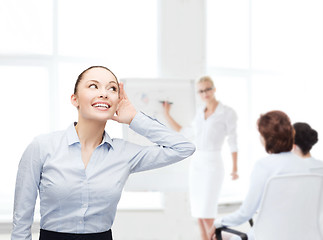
left=87, top=79, right=99, bottom=83
left=87, top=80, right=118, bottom=85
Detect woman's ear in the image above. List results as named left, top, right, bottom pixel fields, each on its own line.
left=71, top=94, right=79, bottom=108
left=259, top=134, right=265, bottom=147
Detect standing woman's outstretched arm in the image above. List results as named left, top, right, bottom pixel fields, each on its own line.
left=162, top=101, right=182, bottom=132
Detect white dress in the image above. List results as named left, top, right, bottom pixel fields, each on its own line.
left=182, top=102, right=238, bottom=218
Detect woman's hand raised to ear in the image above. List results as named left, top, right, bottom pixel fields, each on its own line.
left=111, top=82, right=137, bottom=125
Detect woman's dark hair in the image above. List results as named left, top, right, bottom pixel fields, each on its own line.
left=257, top=110, right=294, bottom=154
left=74, top=66, right=118, bottom=94
left=293, top=122, right=318, bottom=155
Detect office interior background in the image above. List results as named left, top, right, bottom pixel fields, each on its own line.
left=1, top=0, right=323, bottom=239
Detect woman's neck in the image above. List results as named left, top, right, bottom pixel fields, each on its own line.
left=205, top=98, right=218, bottom=112
left=300, top=152, right=312, bottom=158
left=293, top=147, right=312, bottom=159
left=75, top=118, right=106, bottom=149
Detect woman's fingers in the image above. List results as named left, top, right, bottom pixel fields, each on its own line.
left=118, top=82, right=125, bottom=99
left=231, top=172, right=239, bottom=180
left=111, top=115, right=120, bottom=122
left=119, top=82, right=129, bottom=100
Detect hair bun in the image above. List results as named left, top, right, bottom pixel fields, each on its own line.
left=293, top=122, right=318, bottom=155
left=309, top=129, right=318, bottom=145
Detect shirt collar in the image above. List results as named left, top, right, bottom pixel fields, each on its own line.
left=215, top=101, right=224, bottom=114
left=66, top=123, right=114, bottom=149
left=200, top=101, right=224, bottom=115
left=101, top=131, right=114, bottom=149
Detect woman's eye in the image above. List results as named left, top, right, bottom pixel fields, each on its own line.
left=89, top=84, right=97, bottom=89
left=108, top=86, right=117, bottom=92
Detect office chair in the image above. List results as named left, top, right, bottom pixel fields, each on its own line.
left=215, top=174, right=323, bottom=240
left=310, top=166, right=323, bottom=175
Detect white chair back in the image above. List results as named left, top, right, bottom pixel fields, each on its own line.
left=254, top=174, right=323, bottom=240
left=310, top=166, right=323, bottom=175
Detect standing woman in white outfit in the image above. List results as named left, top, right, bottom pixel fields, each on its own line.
left=163, top=76, right=239, bottom=240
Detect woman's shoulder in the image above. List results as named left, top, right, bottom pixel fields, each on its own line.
left=219, top=102, right=236, bottom=114
left=255, top=152, right=309, bottom=174
left=255, top=152, right=295, bottom=166
left=32, top=125, right=71, bottom=148
left=195, top=105, right=205, bottom=114
left=308, top=157, right=323, bottom=168
left=109, top=137, right=144, bottom=151
left=192, top=106, right=205, bottom=121
left=261, top=152, right=298, bottom=161
left=253, top=155, right=272, bottom=168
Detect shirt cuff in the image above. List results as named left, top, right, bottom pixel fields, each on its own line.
left=214, top=218, right=224, bottom=228
left=230, top=147, right=238, bottom=153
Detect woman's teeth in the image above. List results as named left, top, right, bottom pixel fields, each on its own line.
left=93, top=103, right=109, bottom=108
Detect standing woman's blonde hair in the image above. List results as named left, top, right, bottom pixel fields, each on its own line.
left=198, top=76, right=215, bottom=87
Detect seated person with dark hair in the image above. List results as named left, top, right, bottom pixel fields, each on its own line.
left=208, top=111, right=323, bottom=240
left=293, top=122, right=323, bottom=169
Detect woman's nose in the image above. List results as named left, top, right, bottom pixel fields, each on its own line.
left=99, top=89, right=108, bottom=98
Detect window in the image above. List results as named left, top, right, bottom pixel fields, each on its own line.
left=207, top=0, right=323, bottom=201
left=0, top=0, right=158, bottom=220
left=0, top=0, right=53, bottom=54
left=0, top=66, right=50, bottom=220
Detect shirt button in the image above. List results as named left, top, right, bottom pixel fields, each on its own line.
left=79, top=220, right=83, bottom=224
left=82, top=203, right=88, bottom=208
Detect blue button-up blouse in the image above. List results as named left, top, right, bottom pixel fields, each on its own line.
left=12, top=112, right=195, bottom=239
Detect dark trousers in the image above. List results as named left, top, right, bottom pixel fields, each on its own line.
left=39, top=229, right=112, bottom=240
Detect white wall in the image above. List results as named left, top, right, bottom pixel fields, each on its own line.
left=158, top=0, right=206, bottom=79
left=113, top=0, right=207, bottom=239
left=0, top=1, right=208, bottom=239
left=114, top=193, right=200, bottom=240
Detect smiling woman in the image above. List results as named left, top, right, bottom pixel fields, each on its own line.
left=11, top=66, right=195, bottom=240
left=0, top=1, right=158, bottom=228
left=71, top=66, right=121, bottom=126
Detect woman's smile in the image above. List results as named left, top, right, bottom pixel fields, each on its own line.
left=92, top=101, right=111, bottom=111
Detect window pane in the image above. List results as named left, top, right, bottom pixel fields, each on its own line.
left=0, top=66, right=50, bottom=217
left=252, top=0, right=323, bottom=71
left=251, top=73, right=323, bottom=159
left=57, top=63, right=85, bottom=130
left=58, top=0, right=157, bottom=77
left=207, top=0, right=249, bottom=69
left=0, top=0, right=53, bottom=54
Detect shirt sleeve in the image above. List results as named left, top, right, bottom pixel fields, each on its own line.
left=11, top=138, right=43, bottom=240
left=215, top=160, right=269, bottom=228
left=225, top=108, right=238, bottom=153
left=128, top=112, right=196, bottom=173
